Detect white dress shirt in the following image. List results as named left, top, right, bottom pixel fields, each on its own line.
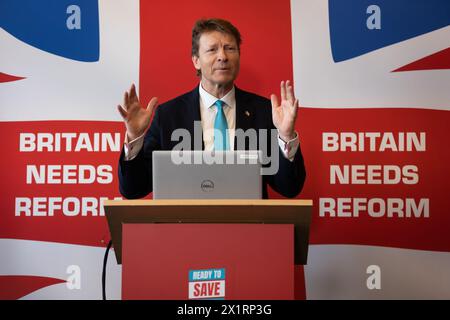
left=124, top=84, right=300, bottom=161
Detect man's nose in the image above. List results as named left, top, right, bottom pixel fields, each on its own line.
left=217, top=47, right=228, bottom=61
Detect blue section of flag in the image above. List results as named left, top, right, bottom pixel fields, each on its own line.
left=329, top=0, right=450, bottom=62
left=189, top=268, right=226, bottom=281
left=0, top=0, right=99, bottom=62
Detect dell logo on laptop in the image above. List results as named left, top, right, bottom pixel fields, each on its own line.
left=201, top=180, right=214, bottom=192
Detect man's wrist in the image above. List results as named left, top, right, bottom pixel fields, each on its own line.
left=279, top=132, right=296, bottom=143
left=127, top=131, right=144, bottom=143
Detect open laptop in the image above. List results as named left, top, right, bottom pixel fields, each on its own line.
left=152, top=150, right=262, bottom=199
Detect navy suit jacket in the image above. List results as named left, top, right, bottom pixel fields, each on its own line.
left=118, top=86, right=306, bottom=199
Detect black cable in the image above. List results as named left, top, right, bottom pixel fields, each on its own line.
left=102, top=240, right=113, bottom=300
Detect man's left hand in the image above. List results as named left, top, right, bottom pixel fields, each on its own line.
left=270, top=80, right=299, bottom=142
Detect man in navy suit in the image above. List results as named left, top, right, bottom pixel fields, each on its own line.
left=117, top=18, right=306, bottom=199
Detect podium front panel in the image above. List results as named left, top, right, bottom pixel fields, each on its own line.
left=122, top=223, right=294, bottom=300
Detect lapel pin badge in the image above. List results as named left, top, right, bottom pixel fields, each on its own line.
left=245, top=111, right=250, bottom=117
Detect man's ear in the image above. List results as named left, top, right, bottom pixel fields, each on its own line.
left=192, top=55, right=200, bottom=72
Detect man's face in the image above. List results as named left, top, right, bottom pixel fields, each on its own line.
left=192, top=31, right=240, bottom=89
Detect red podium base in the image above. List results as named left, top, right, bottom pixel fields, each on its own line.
left=122, top=223, right=294, bottom=300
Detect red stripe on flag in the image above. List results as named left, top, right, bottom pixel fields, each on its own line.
left=0, top=275, right=65, bottom=300
left=0, top=72, right=26, bottom=83
left=392, top=47, right=450, bottom=72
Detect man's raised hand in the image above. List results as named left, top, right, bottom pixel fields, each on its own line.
left=117, top=84, right=158, bottom=141
left=270, top=80, right=299, bottom=142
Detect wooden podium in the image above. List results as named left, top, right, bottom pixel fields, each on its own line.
left=104, top=199, right=312, bottom=300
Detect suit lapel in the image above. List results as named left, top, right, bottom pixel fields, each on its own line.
left=235, top=87, right=255, bottom=150
left=184, top=86, right=204, bottom=150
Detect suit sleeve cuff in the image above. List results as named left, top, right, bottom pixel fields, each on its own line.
left=278, top=131, right=299, bottom=162
left=123, top=132, right=145, bottom=161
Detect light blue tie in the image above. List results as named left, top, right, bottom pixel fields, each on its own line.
left=214, top=100, right=229, bottom=150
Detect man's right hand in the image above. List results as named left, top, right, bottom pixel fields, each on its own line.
left=117, top=84, right=158, bottom=141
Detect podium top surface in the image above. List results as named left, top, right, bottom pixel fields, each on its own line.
left=104, top=199, right=313, bottom=265
left=104, top=199, right=313, bottom=207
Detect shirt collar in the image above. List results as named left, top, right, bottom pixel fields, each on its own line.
left=199, top=83, right=235, bottom=110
